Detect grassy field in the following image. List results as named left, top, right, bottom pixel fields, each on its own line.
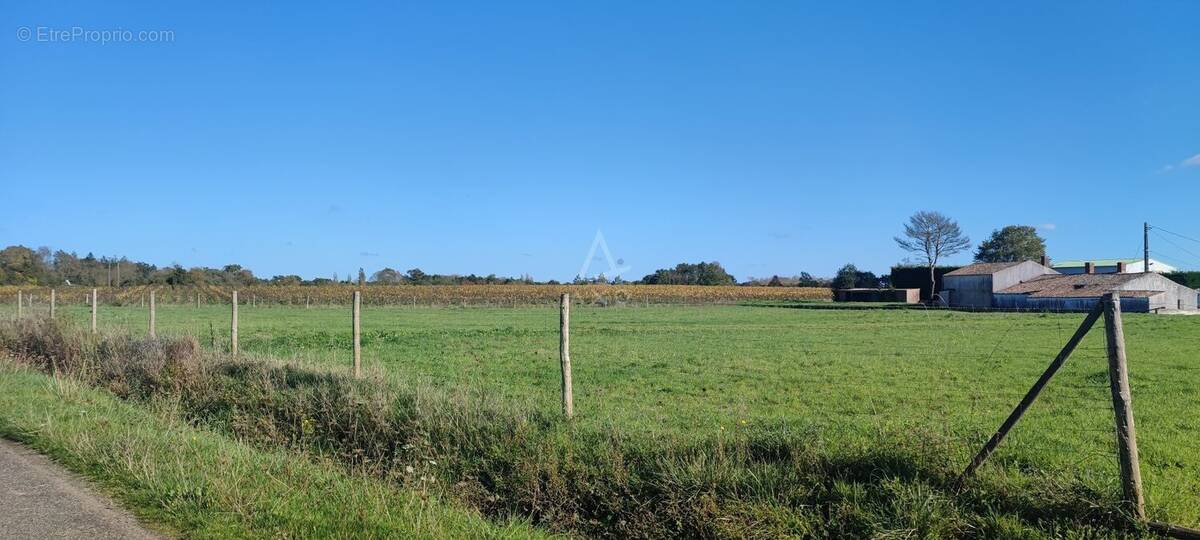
left=4, top=302, right=1200, bottom=534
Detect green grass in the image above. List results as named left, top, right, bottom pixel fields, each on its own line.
left=5, top=302, right=1200, bottom=533
left=0, top=363, right=551, bottom=539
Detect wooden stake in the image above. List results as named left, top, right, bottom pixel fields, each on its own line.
left=50, top=289, right=56, bottom=319
left=148, top=290, right=157, bottom=338
left=560, top=293, right=574, bottom=419
left=91, top=288, right=98, bottom=333
left=958, top=302, right=1103, bottom=482
left=1149, top=521, right=1200, bottom=540
left=352, top=290, right=362, bottom=378
left=1103, top=292, right=1145, bottom=521
left=231, top=290, right=239, bottom=356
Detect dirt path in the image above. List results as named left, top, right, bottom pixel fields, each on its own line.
left=0, top=438, right=164, bottom=539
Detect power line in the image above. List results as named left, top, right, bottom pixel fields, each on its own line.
left=1151, top=230, right=1200, bottom=266
left=1151, top=225, right=1200, bottom=245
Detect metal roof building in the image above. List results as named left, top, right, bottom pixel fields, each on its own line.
left=939, top=260, right=1058, bottom=308
left=994, top=272, right=1197, bottom=313
left=939, top=259, right=1197, bottom=312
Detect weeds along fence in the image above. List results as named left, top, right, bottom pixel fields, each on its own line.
left=3, top=287, right=1199, bottom=537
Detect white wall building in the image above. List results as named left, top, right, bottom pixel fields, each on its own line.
left=1051, top=258, right=1176, bottom=275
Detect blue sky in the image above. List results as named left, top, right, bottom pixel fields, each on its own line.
left=2, top=1, right=1198, bottom=281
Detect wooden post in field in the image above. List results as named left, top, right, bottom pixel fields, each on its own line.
left=195, top=293, right=200, bottom=309
left=958, top=301, right=1104, bottom=482
left=148, top=290, right=157, bottom=338
left=1102, top=292, right=1145, bottom=521
left=91, top=288, right=98, bottom=333
left=16, top=290, right=22, bottom=319
left=49, top=289, right=56, bottom=319
left=559, top=293, right=574, bottom=419
left=306, top=295, right=310, bottom=309
left=231, top=290, right=239, bottom=356
left=352, top=290, right=362, bottom=378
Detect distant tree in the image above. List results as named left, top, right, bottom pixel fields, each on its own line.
left=0, top=245, right=45, bottom=285
left=371, top=268, right=404, bottom=284
left=855, top=270, right=881, bottom=288
left=639, top=262, right=735, bottom=285
left=357, top=268, right=366, bottom=287
left=794, top=272, right=820, bottom=287
left=164, top=265, right=191, bottom=286
left=894, top=211, right=970, bottom=302
left=974, top=225, right=1046, bottom=263
left=270, top=275, right=303, bottom=285
left=767, top=275, right=784, bottom=287
left=833, top=264, right=859, bottom=290
left=406, top=268, right=428, bottom=284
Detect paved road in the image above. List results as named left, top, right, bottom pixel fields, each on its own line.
left=0, top=438, right=163, bottom=539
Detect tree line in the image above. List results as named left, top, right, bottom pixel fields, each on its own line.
left=0, top=245, right=785, bottom=288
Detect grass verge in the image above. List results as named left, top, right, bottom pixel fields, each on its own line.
left=0, top=362, right=549, bottom=539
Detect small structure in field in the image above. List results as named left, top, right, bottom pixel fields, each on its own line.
left=939, top=260, right=1059, bottom=309
left=833, top=288, right=920, bottom=303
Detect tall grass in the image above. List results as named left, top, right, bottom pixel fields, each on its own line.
left=0, top=318, right=1151, bottom=538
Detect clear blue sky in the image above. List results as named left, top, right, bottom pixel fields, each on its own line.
left=3, top=1, right=1198, bottom=281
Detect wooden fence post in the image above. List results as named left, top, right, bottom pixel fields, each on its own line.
left=231, top=291, right=239, bottom=356
left=306, top=295, right=310, bottom=309
left=196, top=293, right=200, bottom=309
left=91, top=288, right=98, bottom=333
left=560, top=293, right=574, bottom=419
left=50, top=289, right=55, bottom=319
left=148, top=290, right=157, bottom=338
left=958, top=301, right=1104, bottom=482
left=1102, top=292, right=1145, bottom=521
left=352, top=290, right=362, bottom=378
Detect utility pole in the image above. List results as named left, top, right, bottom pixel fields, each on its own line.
left=1144, top=222, right=1150, bottom=273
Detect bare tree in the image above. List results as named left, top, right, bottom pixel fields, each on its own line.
left=894, top=211, right=970, bottom=303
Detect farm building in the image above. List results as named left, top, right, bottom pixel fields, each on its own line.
left=994, top=272, right=1198, bottom=312
left=938, top=259, right=1198, bottom=313
left=1051, top=258, right=1176, bottom=274
left=939, top=260, right=1058, bottom=309
left=833, top=288, right=921, bottom=303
